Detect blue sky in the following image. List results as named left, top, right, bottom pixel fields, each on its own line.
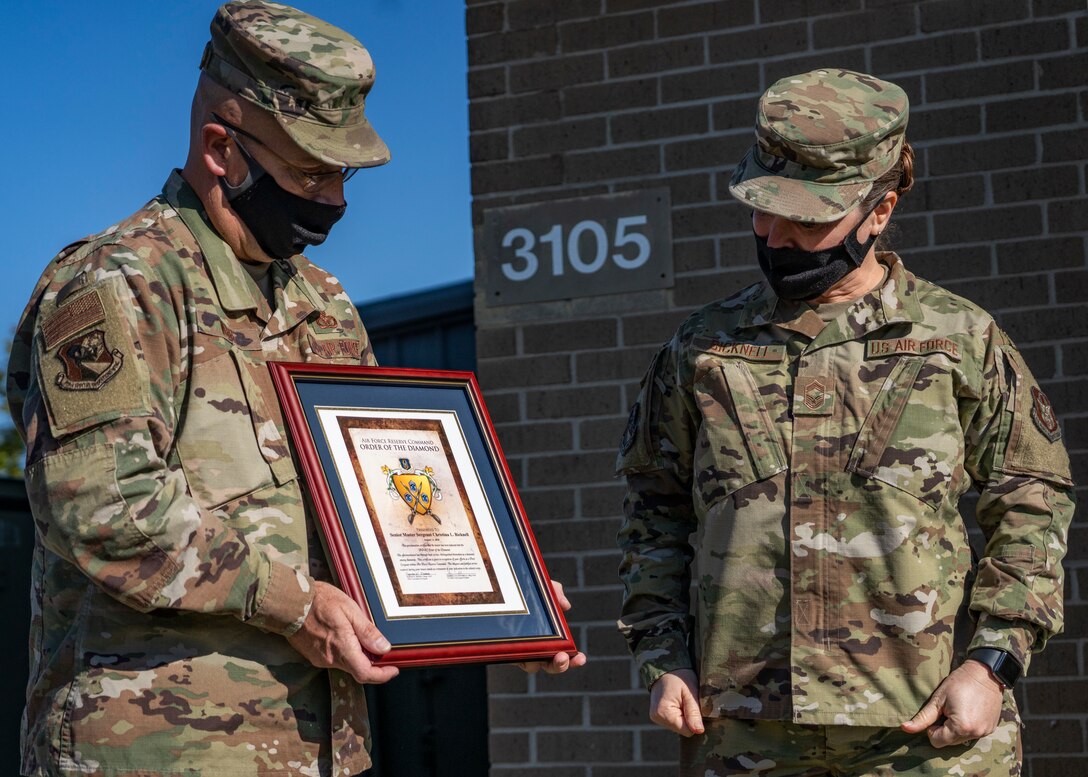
left=1, top=1, right=472, bottom=347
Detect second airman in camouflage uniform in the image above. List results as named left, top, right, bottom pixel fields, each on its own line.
left=617, top=69, right=1074, bottom=776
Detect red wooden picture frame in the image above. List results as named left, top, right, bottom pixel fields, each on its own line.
left=269, top=362, right=577, bottom=667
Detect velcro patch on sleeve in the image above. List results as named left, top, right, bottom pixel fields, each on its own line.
left=37, top=280, right=151, bottom=436
left=999, top=345, right=1072, bottom=484
left=865, top=337, right=961, bottom=361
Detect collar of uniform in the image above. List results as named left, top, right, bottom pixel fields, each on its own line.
left=737, top=252, right=922, bottom=343
left=264, top=258, right=325, bottom=337
left=163, top=170, right=264, bottom=314
left=734, top=281, right=826, bottom=339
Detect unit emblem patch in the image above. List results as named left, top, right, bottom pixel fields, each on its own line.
left=55, top=329, right=124, bottom=391
left=1030, top=386, right=1061, bottom=442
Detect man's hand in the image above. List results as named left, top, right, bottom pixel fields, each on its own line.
left=286, top=581, right=400, bottom=685
left=901, top=659, right=1004, bottom=747
left=649, top=668, right=705, bottom=737
left=515, top=580, right=588, bottom=674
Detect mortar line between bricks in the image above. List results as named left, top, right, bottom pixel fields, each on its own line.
left=468, top=34, right=1082, bottom=82
left=866, top=57, right=1085, bottom=99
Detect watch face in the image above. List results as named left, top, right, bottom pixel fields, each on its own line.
left=971, top=649, right=1021, bottom=688
left=994, top=653, right=1022, bottom=688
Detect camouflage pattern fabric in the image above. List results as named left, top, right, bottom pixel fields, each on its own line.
left=8, top=170, right=377, bottom=777
left=679, top=691, right=1021, bottom=776
left=729, top=69, right=908, bottom=224
left=202, top=1, right=390, bottom=168
left=616, top=253, right=1074, bottom=727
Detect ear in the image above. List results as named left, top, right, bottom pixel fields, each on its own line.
left=871, top=191, right=899, bottom=235
left=201, top=122, right=232, bottom=178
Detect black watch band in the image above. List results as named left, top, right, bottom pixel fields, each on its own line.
left=968, top=648, right=1023, bottom=689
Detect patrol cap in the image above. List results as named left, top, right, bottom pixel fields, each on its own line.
left=200, top=0, right=390, bottom=168
left=728, top=69, right=908, bottom=223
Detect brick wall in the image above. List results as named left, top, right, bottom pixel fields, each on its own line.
left=466, top=2, right=1087, bottom=774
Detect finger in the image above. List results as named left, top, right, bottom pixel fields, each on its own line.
left=651, top=705, right=684, bottom=735
left=351, top=610, right=392, bottom=655
left=336, top=637, right=400, bottom=684
left=681, top=688, right=705, bottom=736
left=927, top=720, right=961, bottom=749
left=549, top=580, right=571, bottom=610
left=358, top=663, right=400, bottom=685
left=568, top=651, right=587, bottom=669
left=901, top=698, right=942, bottom=734
left=542, top=652, right=571, bottom=675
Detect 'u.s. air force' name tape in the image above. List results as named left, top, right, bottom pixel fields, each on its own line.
left=865, top=337, right=961, bottom=360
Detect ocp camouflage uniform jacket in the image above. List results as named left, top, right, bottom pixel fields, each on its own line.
left=616, top=253, right=1074, bottom=726
left=8, top=171, right=377, bottom=777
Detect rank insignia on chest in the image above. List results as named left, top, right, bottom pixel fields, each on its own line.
left=314, top=311, right=339, bottom=332
left=1030, top=386, right=1061, bottom=442
left=793, top=375, right=835, bottom=416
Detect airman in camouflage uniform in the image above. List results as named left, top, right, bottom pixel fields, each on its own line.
left=617, top=70, right=1074, bottom=775
left=7, top=3, right=394, bottom=775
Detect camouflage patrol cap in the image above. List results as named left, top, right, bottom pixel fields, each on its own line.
left=728, top=69, right=908, bottom=223
left=200, top=1, right=389, bottom=168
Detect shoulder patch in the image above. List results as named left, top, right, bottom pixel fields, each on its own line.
left=36, top=280, right=150, bottom=436
left=999, top=344, right=1072, bottom=485
left=54, top=329, right=124, bottom=391
left=1030, top=386, right=1061, bottom=443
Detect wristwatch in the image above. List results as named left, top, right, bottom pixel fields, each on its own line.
left=967, top=648, right=1023, bottom=689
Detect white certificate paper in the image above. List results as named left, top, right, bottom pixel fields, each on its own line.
left=317, top=407, right=527, bottom=619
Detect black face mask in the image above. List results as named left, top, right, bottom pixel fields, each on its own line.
left=754, top=207, right=881, bottom=301
left=219, top=140, right=346, bottom=260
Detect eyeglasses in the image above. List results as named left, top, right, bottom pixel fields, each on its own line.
left=212, top=113, right=359, bottom=194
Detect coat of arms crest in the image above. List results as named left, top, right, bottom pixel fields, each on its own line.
left=383, top=458, right=443, bottom=524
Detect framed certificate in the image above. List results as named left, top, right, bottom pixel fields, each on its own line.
left=269, top=363, right=577, bottom=667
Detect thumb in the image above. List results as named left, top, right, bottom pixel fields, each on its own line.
left=682, top=688, right=705, bottom=735
left=901, top=696, right=942, bottom=734
left=351, top=609, right=392, bottom=655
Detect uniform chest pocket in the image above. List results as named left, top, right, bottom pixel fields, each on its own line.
left=176, top=333, right=277, bottom=509
left=693, top=361, right=787, bottom=508
left=847, top=356, right=963, bottom=510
